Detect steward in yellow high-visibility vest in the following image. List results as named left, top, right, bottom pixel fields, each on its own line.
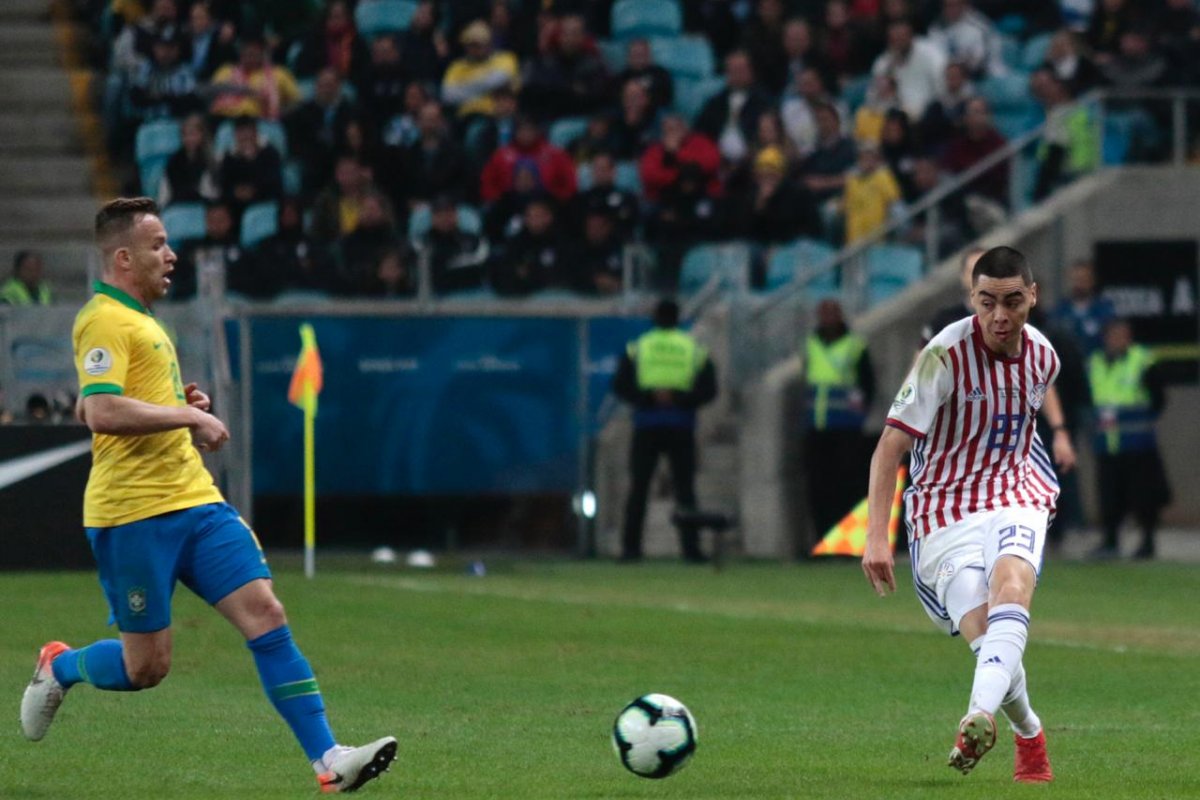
left=0, top=251, right=52, bottom=306
left=802, top=299, right=876, bottom=538
left=1087, top=319, right=1170, bottom=559
left=613, top=299, right=717, bottom=563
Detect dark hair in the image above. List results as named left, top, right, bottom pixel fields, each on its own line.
left=972, top=246, right=1032, bottom=286
left=13, top=250, right=35, bottom=273
left=653, top=298, right=680, bottom=328
left=95, top=197, right=160, bottom=247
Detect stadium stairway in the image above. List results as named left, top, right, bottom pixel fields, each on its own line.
left=0, top=0, right=102, bottom=302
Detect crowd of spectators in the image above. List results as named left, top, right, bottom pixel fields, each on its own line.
left=80, top=0, right=1200, bottom=300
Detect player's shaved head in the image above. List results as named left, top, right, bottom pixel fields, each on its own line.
left=972, top=246, right=1032, bottom=287
left=95, top=197, right=161, bottom=257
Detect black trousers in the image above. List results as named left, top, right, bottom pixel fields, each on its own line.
left=1098, top=448, right=1171, bottom=550
left=622, top=426, right=701, bottom=559
left=805, top=428, right=870, bottom=540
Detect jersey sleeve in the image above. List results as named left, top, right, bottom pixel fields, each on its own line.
left=885, top=345, right=953, bottom=438
left=75, top=313, right=130, bottom=397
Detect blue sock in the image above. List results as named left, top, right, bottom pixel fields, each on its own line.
left=247, top=625, right=336, bottom=763
left=51, top=640, right=135, bottom=691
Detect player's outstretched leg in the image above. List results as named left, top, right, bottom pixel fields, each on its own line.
left=1005, top=662, right=1052, bottom=782
left=317, top=737, right=399, bottom=794
left=21, top=639, right=138, bottom=741
left=948, top=710, right=996, bottom=775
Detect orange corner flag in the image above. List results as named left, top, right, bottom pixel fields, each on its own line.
left=811, top=466, right=907, bottom=557
left=287, top=323, right=323, bottom=416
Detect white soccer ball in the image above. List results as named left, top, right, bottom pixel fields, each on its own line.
left=611, top=693, right=698, bottom=779
left=405, top=549, right=436, bottom=568
left=370, top=546, right=397, bottom=564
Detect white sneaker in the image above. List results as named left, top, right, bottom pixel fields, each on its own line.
left=317, top=736, right=398, bottom=793
left=20, top=641, right=71, bottom=741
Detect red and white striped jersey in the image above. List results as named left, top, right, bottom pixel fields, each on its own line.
left=886, top=316, right=1061, bottom=540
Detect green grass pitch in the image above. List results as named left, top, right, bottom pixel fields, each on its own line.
left=3, top=558, right=1199, bottom=799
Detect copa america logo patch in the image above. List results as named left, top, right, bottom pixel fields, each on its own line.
left=892, top=383, right=915, bottom=411
left=84, top=347, right=113, bottom=376
left=127, top=587, right=147, bottom=615
left=935, top=560, right=956, bottom=582
left=1029, top=383, right=1047, bottom=411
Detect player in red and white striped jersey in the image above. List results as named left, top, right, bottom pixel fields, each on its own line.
left=862, top=246, right=1076, bottom=783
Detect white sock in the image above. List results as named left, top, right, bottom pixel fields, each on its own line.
left=1002, top=661, right=1042, bottom=738
left=314, top=743, right=349, bottom=774
left=968, top=603, right=1030, bottom=716
left=967, top=633, right=1040, bottom=736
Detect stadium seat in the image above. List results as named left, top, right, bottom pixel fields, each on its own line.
left=764, top=239, right=837, bottom=293
left=865, top=243, right=923, bottom=306
left=139, top=158, right=166, bottom=199
left=679, top=242, right=751, bottom=293
left=282, top=160, right=303, bottom=195
left=994, top=108, right=1039, bottom=141
left=240, top=201, right=279, bottom=248
left=999, top=35, right=1022, bottom=70
left=614, top=160, right=642, bottom=194
left=1103, top=110, right=1139, bottom=165
left=674, top=76, right=725, bottom=121
left=840, top=75, right=871, bottom=113
left=979, top=73, right=1032, bottom=112
left=214, top=119, right=288, bottom=157
left=407, top=203, right=482, bottom=240
left=650, top=36, right=715, bottom=80
left=548, top=116, right=589, bottom=149
left=1022, top=32, right=1053, bottom=71
left=611, top=0, right=682, bottom=40
left=354, top=0, right=417, bottom=38
left=135, top=119, right=181, bottom=166
left=597, top=39, right=627, bottom=72
left=160, top=203, right=207, bottom=244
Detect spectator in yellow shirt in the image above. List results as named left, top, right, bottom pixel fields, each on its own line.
left=210, top=34, right=301, bottom=120
left=441, top=21, right=519, bottom=120
left=843, top=140, right=903, bottom=244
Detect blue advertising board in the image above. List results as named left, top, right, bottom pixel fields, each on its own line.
left=250, top=316, right=589, bottom=495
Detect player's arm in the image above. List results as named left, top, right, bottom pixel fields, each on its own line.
left=81, top=394, right=229, bottom=451
left=1039, top=385, right=1076, bottom=473
left=862, top=425, right=912, bottom=597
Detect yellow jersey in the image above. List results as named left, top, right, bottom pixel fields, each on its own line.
left=844, top=165, right=902, bottom=244
left=73, top=281, right=223, bottom=527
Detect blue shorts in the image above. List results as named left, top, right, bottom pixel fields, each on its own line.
left=87, top=502, right=272, bottom=633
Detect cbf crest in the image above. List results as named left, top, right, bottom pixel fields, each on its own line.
left=127, top=587, right=147, bottom=615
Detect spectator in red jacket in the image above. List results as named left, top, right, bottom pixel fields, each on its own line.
left=480, top=115, right=578, bottom=203
left=639, top=114, right=722, bottom=203
left=941, top=97, right=1008, bottom=205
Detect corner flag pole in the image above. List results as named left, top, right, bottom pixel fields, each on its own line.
left=287, top=323, right=323, bottom=579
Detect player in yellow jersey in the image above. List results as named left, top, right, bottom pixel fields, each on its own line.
left=20, top=198, right=396, bottom=794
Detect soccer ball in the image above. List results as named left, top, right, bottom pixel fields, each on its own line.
left=611, top=693, right=697, bottom=779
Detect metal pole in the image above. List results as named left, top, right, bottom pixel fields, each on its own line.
left=238, top=314, right=254, bottom=525
left=1173, top=94, right=1186, bottom=166
left=924, top=204, right=940, bottom=271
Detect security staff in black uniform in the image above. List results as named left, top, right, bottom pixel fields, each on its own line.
left=613, top=299, right=718, bottom=562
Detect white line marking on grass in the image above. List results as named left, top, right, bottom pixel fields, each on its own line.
left=340, top=574, right=1186, bottom=657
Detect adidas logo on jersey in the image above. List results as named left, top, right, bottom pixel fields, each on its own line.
left=983, top=655, right=1003, bottom=665
left=966, top=386, right=985, bottom=402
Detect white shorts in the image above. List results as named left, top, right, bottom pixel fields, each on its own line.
left=908, top=507, right=1049, bottom=636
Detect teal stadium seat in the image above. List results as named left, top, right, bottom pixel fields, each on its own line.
left=674, top=76, right=725, bottom=122
left=214, top=119, right=288, bottom=158
left=597, top=39, right=627, bottom=72
left=650, top=36, right=715, bottom=80
left=865, top=243, right=923, bottom=306
left=240, top=201, right=279, bottom=248
left=354, top=0, right=417, bottom=38
left=549, top=116, right=589, bottom=149
left=611, top=0, right=682, bottom=40
left=840, top=75, right=870, bottom=112
left=679, top=242, right=751, bottom=293
left=160, top=203, right=207, bottom=244
left=765, top=239, right=837, bottom=293
left=614, top=160, right=641, bottom=194
left=407, top=204, right=482, bottom=240
left=994, top=108, right=1040, bottom=141
left=135, top=120, right=181, bottom=193
left=999, top=35, right=1022, bottom=71
left=1103, top=111, right=1138, bottom=165
left=979, top=73, right=1032, bottom=112
left=282, top=160, right=303, bottom=195
left=1022, top=33, right=1053, bottom=71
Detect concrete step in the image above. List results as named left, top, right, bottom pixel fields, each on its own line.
left=0, top=157, right=92, bottom=193
left=0, top=0, right=51, bottom=23
left=0, top=198, right=95, bottom=242
left=0, top=68, right=73, bottom=110
left=0, top=113, right=83, bottom=153
left=0, top=24, right=59, bottom=66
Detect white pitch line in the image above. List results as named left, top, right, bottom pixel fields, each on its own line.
left=341, top=574, right=1191, bottom=657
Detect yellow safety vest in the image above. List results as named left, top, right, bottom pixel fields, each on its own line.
left=0, top=278, right=51, bottom=306
left=1089, top=345, right=1156, bottom=455
left=805, top=332, right=867, bottom=430
left=629, top=329, right=706, bottom=391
